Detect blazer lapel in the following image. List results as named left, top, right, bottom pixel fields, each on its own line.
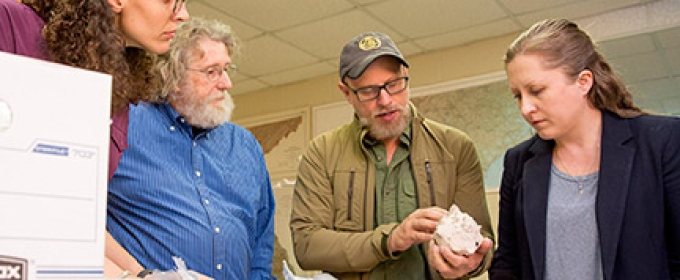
left=597, top=112, right=635, bottom=280
left=523, top=139, right=554, bottom=280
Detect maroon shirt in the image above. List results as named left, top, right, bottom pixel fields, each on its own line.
left=0, top=0, right=47, bottom=60
left=1, top=0, right=129, bottom=180
left=109, top=106, right=129, bottom=181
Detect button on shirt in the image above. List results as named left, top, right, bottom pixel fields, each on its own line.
left=365, top=132, right=416, bottom=225
left=363, top=124, right=425, bottom=280
left=107, top=103, right=276, bottom=280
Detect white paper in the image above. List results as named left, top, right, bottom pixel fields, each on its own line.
left=0, top=51, right=111, bottom=280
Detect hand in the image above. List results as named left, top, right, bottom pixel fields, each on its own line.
left=427, top=238, right=493, bottom=279
left=388, top=207, right=448, bottom=253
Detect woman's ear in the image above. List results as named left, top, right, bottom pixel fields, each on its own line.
left=577, top=69, right=594, bottom=94
left=106, top=0, right=125, bottom=13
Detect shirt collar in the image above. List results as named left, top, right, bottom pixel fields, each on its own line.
left=159, top=103, right=210, bottom=139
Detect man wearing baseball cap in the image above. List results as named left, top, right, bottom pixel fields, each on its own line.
left=290, top=32, right=494, bottom=279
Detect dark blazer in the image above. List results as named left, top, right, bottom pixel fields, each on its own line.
left=489, top=111, right=680, bottom=280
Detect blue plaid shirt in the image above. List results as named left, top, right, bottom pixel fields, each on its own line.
left=107, top=103, right=275, bottom=279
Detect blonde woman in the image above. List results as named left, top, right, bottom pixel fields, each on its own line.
left=490, top=19, right=680, bottom=280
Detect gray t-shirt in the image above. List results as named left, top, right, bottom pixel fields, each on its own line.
left=545, top=164, right=603, bottom=280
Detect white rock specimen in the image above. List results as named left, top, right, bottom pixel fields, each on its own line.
left=433, top=204, right=483, bottom=256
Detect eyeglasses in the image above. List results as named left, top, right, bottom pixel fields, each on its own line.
left=187, top=65, right=237, bottom=83
left=344, top=76, right=409, bottom=102
left=171, top=0, right=187, bottom=14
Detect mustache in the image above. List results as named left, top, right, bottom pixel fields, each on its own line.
left=371, top=105, right=402, bottom=117
left=208, top=91, right=228, bottom=102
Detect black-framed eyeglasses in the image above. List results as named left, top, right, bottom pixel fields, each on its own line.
left=344, top=76, right=409, bottom=102
left=172, top=0, right=187, bottom=14
left=187, top=64, right=237, bottom=83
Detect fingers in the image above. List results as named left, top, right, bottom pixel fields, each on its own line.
left=388, top=207, right=447, bottom=252
left=404, top=207, right=446, bottom=232
left=429, top=241, right=468, bottom=279
left=415, top=207, right=448, bottom=221
left=428, top=238, right=492, bottom=279
left=476, top=238, right=493, bottom=255
left=406, top=216, right=439, bottom=234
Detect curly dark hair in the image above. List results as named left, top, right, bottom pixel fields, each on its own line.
left=23, top=0, right=161, bottom=114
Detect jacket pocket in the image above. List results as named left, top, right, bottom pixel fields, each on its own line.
left=347, top=171, right=355, bottom=220
left=420, top=160, right=457, bottom=208
left=425, top=161, right=435, bottom=206
left=398, top=179, right=417, bottom=221
left=332, top=170, right=363, bottom=231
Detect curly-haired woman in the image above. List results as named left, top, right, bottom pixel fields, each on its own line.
left=0, top=0, right=189, bottom=278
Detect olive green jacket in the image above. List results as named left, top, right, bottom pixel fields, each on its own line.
left=290, top=104, right=494, bottom=280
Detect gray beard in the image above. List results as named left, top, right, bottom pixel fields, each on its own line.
left=359, top=106, right=410, bottom=140
left=172, top=90, right=234, bottom=129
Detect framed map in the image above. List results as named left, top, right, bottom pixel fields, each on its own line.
left=236, top=107, right=311, bottom=276
left=238, top=108, right=310, bottom=186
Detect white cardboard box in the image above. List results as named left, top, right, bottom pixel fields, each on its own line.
left=0, top=51, right=111, bottom=280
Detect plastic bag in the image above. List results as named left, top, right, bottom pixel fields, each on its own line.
left=282, top=260, right=337, bottom=280
left=146, top=257, right=201, bottom=280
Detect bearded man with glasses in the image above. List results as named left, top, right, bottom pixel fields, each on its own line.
left=107, top=17, right=275, bottom=280
left=290, top=32, right=495, bottom=280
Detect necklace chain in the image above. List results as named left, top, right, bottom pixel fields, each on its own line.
left=555, top=146, right=599, bottom=195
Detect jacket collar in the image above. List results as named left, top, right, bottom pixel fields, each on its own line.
left=596, top=111, right=635, bottom=280
left=523, top=136, right=553, bottom=280
left=522, top=110, right=635, bottom=280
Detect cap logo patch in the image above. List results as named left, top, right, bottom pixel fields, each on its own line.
left=358, top=36, right=381, bottom=51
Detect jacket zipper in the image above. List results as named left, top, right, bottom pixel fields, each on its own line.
left=348, top=171, right=355, bottom=220
left=425, top=161, right=435, bottom=206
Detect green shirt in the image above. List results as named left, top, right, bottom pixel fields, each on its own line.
left=363, top=124, right=427, bottom=280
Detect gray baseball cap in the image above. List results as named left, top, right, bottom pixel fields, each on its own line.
left=339, top=32, right=409, bottom=79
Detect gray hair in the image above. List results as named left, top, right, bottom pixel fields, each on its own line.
left=156, top=17, right=240, bottom=101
